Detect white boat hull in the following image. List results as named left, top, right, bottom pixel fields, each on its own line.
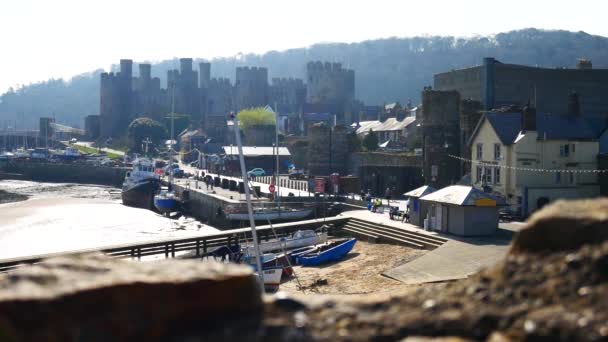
left=244, top=231, right=328, bottom=255
left=260, top=267, right=282, bottom=291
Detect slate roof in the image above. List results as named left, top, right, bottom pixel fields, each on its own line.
left=404, top=185, right=436, bottom=198
left=536, top=114, right=607, bottom=140
left=419, top=185, right=506, bottom=206
left=222, top=146, right=291, bottom=157
left=485, top=113, right=522, bottom=145
left=356, top=117, right=417, bottom=135
left=469, top=112, right=608, bottom=146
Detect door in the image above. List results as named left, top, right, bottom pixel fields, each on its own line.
left=435, top=204, right=443, bottom=231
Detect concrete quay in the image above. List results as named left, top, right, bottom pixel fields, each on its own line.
left=167, top=169, right=322, bottom=229
left=341, top=209, right=513, bottom=284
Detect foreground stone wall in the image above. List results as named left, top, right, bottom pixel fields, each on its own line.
left=0, top=198, right=607, bottom=340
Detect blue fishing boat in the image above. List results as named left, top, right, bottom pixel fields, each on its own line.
left=297, top=238, right=357, bottom=266
left=153, top=189, right=180, bottom=215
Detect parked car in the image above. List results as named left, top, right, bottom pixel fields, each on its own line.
left=288, top=169, right=307, bottom=180
left=247, top=168, right=266, bottom=177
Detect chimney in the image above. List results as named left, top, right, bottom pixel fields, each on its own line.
left=568, top=92, right=581, bottom=116
left=522, top=103, right=536, bottom=131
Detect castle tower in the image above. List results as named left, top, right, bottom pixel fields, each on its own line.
left=167, top=58, right=200, bottom=121
left=421, top=90, right=461, bottom=188
left=204, top=77, right=233, bottom=142
left=199, top=62, right=211, bottom=89
left=269, top=77, right=306, bottom=115
left=306, top=61, right=355, bottom=106
left=135, top=63, right=163, bottom=121
left=235, top=66, right=268, bottom=111
left=100, top=59, right=134, bottom=137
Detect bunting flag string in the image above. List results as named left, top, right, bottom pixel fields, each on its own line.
left=447, top=154, right=608, bottom=174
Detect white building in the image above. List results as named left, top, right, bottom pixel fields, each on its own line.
left=468, top=108, right=607, bottom=217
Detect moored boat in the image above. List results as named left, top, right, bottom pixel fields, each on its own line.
left=259, top=267, right=283, bottom=292
left=121, top=157, right=160, bottom=210
left=153, top=189, right=180, bottom=215
left=242, top=229, right=327, bottom=256
left=297, top=238, right=357, bottom=266
left=225, top=207, right=313, bottom=222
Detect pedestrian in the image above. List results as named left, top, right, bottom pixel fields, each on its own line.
left=360, top=189, right=366, bottom=202
left=365, top=189, right=372, bottom=203
left=403, top=206, right=411, bottom=223
left=385, top=187, right=392, bottom=206
left=372, top=198, right=381, bottom=213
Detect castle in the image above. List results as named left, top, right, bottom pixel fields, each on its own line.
left=99, top=58, right=358, bottom=141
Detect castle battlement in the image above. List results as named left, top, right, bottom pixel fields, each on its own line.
left=209, top=78, right=232, bottom=87
left=306, top=61, right=349, bottom=72
left=271, top=78, right=305, bottom=87
left=236, top=66, right=268, bottom=83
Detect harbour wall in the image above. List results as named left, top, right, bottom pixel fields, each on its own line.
left=172, top=183, right=235, bottom=229
left=0, top=161, right=128, bottom=187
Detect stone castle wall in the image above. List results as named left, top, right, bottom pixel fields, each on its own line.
left=306, top=61, right=355, bottom=106
left=421, top=90, right=461, bottom=188
left=100, top=59, right=357, bottom=140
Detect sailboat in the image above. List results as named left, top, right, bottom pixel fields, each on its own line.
left=154, top=82, right=181, bottom=215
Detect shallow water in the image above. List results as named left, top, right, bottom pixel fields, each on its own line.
left=0, top=180, right=219, bottom=259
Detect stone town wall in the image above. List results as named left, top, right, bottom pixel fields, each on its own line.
left=421, top=90, right=461, bottom=188
left=0, top=161, right=128, bottom=187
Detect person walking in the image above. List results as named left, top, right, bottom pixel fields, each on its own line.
left=385, top=187, right=392, bottom=206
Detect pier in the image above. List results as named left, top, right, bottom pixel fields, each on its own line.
left=167, top=169, right=326, bottom=229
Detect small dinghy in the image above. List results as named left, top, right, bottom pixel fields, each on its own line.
left=297, top=238, right=357, bottom=267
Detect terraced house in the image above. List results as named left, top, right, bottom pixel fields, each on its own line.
left=468, top=104, right=608, bottom=217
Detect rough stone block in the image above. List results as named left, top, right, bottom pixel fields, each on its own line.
left=510, top=198, right=608, bottom=254
left=0, top=254, right=261, bottom=340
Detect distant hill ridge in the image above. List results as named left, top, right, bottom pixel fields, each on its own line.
left=2, top=28, right=608, bottom=128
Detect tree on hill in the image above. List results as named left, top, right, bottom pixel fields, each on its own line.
left=127, top=117, right=168, bottom=153
left=5, top=29, right=608, bottom=128
left=362, top=129, right=378, bottom=151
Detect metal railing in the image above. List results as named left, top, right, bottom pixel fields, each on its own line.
left=0, top=216, right=348, bottom=273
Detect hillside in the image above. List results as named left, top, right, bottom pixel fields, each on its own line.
left=2, top=28, right=608, bottom=129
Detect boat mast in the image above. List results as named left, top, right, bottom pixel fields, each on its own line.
left=233, top=112, right=264, bottom=289
left=275, top=102, right=280, bottom=211
left=169, top=81, right=175, bottom=185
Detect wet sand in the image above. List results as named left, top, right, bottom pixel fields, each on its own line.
left=0, top=180, right=219, bottom=259
left=281, top=240, right=427, bottom=295
left=0, top=189, right=28, bottom=204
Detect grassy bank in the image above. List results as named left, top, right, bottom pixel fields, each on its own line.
left=0, top=189, right=29, bottom=204
left=74, top=145, right=122, bottom=160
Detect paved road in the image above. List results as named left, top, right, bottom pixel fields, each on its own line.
left=343, top=209, right=514, bottom=285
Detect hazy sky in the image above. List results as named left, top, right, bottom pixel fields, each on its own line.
left=1, top=0, right=606, bottom=93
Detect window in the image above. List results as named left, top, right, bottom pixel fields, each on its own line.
left=555, top=172, right=561, bottom=184
left=494, top=143, right=501, bottom=160
left=569, top=172, right=575, bottom=185
left=476, top=143, right=483, bottom=159
left=494, top=167, right=501, bottom=184
left=484, top=167, right=493, bottom=183
left=476, top=166, right=482, bottom=183
left=560, top=144, right=570, bottom=157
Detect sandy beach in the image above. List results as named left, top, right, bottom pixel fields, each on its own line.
left=0, top=180, right=219, bottom=259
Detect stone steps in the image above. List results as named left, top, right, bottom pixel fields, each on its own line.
left=342, top=218, right=447, bottom=249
